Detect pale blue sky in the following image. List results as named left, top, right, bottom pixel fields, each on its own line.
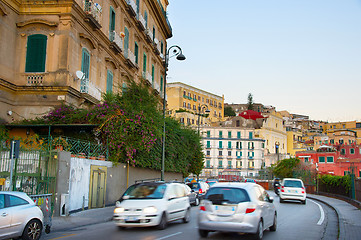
left=166, top=0, right=361, bottom=122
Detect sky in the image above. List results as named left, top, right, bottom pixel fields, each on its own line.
left=166, top=0, right=361, bottom=122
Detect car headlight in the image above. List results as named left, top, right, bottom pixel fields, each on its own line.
left=143, top=206, right=157, bottom=214
left=114, top=207, right=125, bottom=214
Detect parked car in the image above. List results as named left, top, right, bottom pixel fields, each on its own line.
left=113, top=182, right=191, bottom=229
left=184, top=184, right=199, bottom=206
left=245, top=178, right=257, bottom=184
left=0, top=191, right=44, bottom=240
left=198, top=182, right=277, bottom=239
left=187, top=182, right=209, bottom=197
left=279, top=178, right=307, bottom=204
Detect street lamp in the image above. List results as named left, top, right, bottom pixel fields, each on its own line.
left=197, top=104, right=210, bottom=134
left=161, top=45, right=186, bottom=181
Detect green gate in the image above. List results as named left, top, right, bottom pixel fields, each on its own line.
left=0, top=138, right=57, bottom=195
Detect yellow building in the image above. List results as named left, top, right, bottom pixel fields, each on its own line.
left=321, top=121, right=361, bottom=144
left=0, top=0, right=171, bottom=122
left=167, top=82, right=224, bottom=127
left=286, top=130, right=306, bottom=157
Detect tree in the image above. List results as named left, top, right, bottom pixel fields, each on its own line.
left=247, top=93, right=254, bottom=110
left=224, top=106, right=236, bottom=117
left=273, top=157, right=300, bottom=178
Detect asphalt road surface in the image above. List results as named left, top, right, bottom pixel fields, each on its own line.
left=42, top=192, right=338, bottom=240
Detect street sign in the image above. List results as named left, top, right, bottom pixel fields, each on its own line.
left=10, top=140, right=20, bottom=159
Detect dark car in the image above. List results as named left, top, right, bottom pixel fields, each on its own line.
left=187, top=182, right=209, bottom=197
left=185, top=184, right=199, bottom=206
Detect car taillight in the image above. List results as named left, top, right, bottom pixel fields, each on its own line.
left=246, top=208, right=256, bottom=214
left=281, top=186, right=284, bottom=192
left=199, top=189, right=203, bottom=194
left=200, top=206, right=206, bottom=211
left=302, top=187, right=305, bottom=193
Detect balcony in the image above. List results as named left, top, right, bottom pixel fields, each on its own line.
left=124, top=49, right=138, bottom=68
left=153, top=81, right=161, bottom=95
left=109, top=31, right=123, bottom=54
left=26, top=73, right=44, bottom=86
left=248, top=156, right=254, bottom=159
left=153, top=38, right=160, bottom=55
left=84, top=1, right=102, bottom=29
left=80, top=78, right=101, bottom=101
left=144, top=29, right=153, bottom=43
left=137, top=14, right=146, bottom=31
left=126, top=0, right=137, bottom=17
left=142, top=71, right=152, bottom=85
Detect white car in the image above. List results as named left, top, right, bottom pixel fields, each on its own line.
left=198, top=182, right=277, bottom=239
left=0, top=191, right=44, bottom=240
left=113, top=182, right=191, bottom=229
left=279, top=178, right=307, bottom=204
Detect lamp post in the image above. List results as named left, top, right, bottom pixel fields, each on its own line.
left=197, top=104, right=209, bottom=134
left=161, top=45, right=186, bottom=181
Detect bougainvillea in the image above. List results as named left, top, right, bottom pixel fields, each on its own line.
left=16, top=80, right=204, bottom=176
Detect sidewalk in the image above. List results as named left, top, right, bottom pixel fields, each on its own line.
left=50, top=206, right=115, bottom=232
left=307, top=194, right=361, bottom=240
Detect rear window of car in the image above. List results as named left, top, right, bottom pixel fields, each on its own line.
left=283, top=180, right=303, bottom=188
left=205, top=187, right=250, bottom=204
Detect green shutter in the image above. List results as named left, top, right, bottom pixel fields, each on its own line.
left=151, top=64, right=154, bottom=86
left=124, top=27, right=129, bottom=58
left=134, top=42, right=139, bottom=64
left=109, top=7, right=115, bottom=39
left=106, top=70, right=113, bottom=93
left=160, top=76, right=163, bottom=94
left=25, top=34, right=47, bottom=72
left=81, top=48, right=90, bottom=79
left=144, top=11, right=148, bottom=28
left=143, top=53, right=147, bottom=72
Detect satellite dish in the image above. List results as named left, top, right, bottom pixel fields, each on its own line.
left=76, top=71, right=84, bottom=79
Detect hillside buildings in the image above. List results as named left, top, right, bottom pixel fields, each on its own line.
left=0, top=0, right=171, bottom=122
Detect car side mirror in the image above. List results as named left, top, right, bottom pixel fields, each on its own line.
left=191, top=189, right=195, bottom=192
left=268, top=197, right=274, bottom=203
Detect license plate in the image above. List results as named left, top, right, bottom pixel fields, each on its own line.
left=214, top=205, right=236, bottom=212
left=126, top=216, right=139, bottom=221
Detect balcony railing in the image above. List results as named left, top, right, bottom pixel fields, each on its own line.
left=137, top=14, right=146, bottom=30
left=142, top=71, right=152, bottom=85
left=124, top=49, right=137, bottom=68
left=26, top=73, right=44, bottom=85
left=109, top=31, right=123, bottom=53
left=126, top=0, right=137, bottom=16
left=84, top=1, right=102, bottom=29
left=145, top=28, right=153, bottom=43
left=80, top=78, right=101, bottom=101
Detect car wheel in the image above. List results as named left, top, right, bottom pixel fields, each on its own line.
left=279, top=198, right=284, bottom=203
left=22, top=219, right=42, bottom=240
left=157, top=213, right=167, bottom=230
left=199, top=229, right=209, bottom=238
left=253, top=220, right=263, bottom=240
left=302, top=199, right=306, bottom=205
left=269, top=214, right=277, bottom=232
left=183, top=208, right=191, bottom=223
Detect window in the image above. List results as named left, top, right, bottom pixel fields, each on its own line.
left=144, top=11, right=148, bottom=28
left=236, top=120, right=240, bottom=127
left=228, top=141, right=232, bottom=149
left=228, top=131, right=232, bottom=138
left=206, top=141, right=211, bottom=148
left=319, top=156, right=325, bottom=163
left=237, top=131, right=241, bottom=139
left=142, top=53, right=147, bottom=73
left=9, top=195, right=29, bottom=207
left=160, top=76, right=163, bottom=95
left=228, top=160, right=232, bottom=168
left=228, top=151, right=231, bottom=156
left=124, top=27, right=129, bottom=57
left=236, top=160, right=242, bottom=168
left=219, top=151, right=222, bottom=156
left=219, top=141, right=223, bottom=148
left=206, top=150, right=210, bottom=155
left=134, top=42, right=139, bottom=64
left=341, top=149, right=346, bottom=155
left=219, top=131, right=223, bottom=138
left=249, top=132, right=253, bottom=139
left=106, top=70, right=113, bottom=93
left=206, top=160, right=210, bottom=168
left=161, top=41, right=164, bottom=54
left=305, top=157, right=309, bottom=163
left=81, top=48, right=90, bottom=85
left=122, top=82, right=127, bottom=93
left=207, top=131, right=210, bottom=137
left=109, top=7, right=115, bottom=39
left=151, top=65, right=154, bottom=85
left=236, top=151, right=242, bottom=158
left=350, top=148, right=355, bottom=154
left=25, top=34, right=47, bottom=72
left=152, top=26, right=155, bottom=41
left=218, top=160, right=223, bottom=168
left=327, top=156, right=334, bottom=163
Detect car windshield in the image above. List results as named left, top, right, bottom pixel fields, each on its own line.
left=205, top=187, right=250, bottom=204
left=207, top=182, right=217, bottom=187
left=123, top=183, right=166, bottom=199
left=187, top=183, right=200, bottom=189
left=283, top=180, right=303, bottom=188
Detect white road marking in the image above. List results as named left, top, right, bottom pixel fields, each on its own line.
left=309, top=199, right=325, bottom=225
left=156, top=232, right=183, bottom=240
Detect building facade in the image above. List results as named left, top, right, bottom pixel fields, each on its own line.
left=200, top=126, right=265, bottom=179
left=0, top=0, right=171, bottom=122
left=166, top=82, right=224, bottom=127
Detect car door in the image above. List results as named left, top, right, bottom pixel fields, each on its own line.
left=253, top=186, right=270, bottom=228
left=259, top=187, right=274, bottom=228
left=8, top=194, right=32, bottom=233
left=166, top=184, right=181, bottom=221
left=0, top=193, right=13, bottom=239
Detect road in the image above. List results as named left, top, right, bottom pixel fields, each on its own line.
left=42, top=192, right=338, bottom=240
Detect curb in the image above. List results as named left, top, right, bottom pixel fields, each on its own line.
left=50, top=216, right=113, bottom=233
left=307, top=195, right=341, bottom=240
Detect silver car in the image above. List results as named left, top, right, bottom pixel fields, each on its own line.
left=0, top=191, right=43, bottom=240
left=197, top=182, right=277, bottom=240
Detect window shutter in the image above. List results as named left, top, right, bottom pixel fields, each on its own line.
left=81, top=48, right=90, bottom=79
left=124, top=27, right=129, bottom=58
left=106, top=70, right=113, bottom=93
left=25, top=34, right=47, bottom=72
left=143, top=53, right=147, bottom=72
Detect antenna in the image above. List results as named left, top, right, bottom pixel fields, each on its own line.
left=75, top=71, right=85, bottom=80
